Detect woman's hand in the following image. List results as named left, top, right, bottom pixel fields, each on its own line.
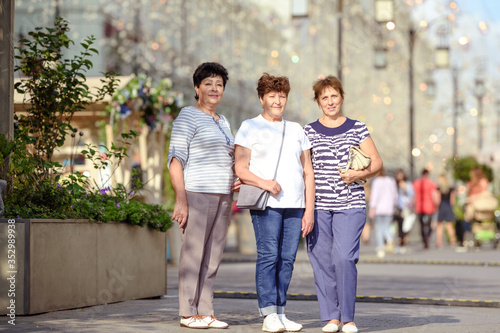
left=339, top=168, right=359, bottom=185
left=264, top=179, right=282, bottom=197
left=231, top=176, right=242, bottom=192
left=172, top=199, right=188, bottom=229
left=301, top=210, right=314, bottom=237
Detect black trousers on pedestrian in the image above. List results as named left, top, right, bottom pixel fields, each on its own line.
left=417, top=213, right=433, bottom=248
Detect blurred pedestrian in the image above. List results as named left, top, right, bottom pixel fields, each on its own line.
left=304, top=75, right=382, bottom=333
left=168, top=62, right=240, bottom=329
left=361, top=180, right=373, bottom=244
left=369, top=168, right=398, bottom=258
left=413, top=169, right=439, bottom=249
left=460, top=167, right=490, bottom=248
left=234, top=73, right=315, bottom=333
left=393, top=169, right=415, bottom=253
left=436, top=173, right=457, bottom=249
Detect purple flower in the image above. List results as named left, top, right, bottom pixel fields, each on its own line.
left=56, top=183, right=61, bottom=187
left=71, top=204, right=73, bottom=208
left=100, top=189, right=106, bottom=195
left=17, top=215, right=20, bottom=219
left=116, top=203, right=121, bottom=208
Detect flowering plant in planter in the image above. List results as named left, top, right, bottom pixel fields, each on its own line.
left=0, top=18, right=172, bottom=232
left=106, top=73, right=182, bottom=130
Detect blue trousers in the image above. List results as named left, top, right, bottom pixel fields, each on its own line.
left=306, top=209, right=366, bottom=323
left=251, top=207, right=303, bottom=316
left=374, top=214, right=394, bottom=249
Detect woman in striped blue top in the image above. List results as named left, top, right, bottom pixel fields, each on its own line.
left=304, top=76, right=382, bottom=333
left=167, top=62, right=240, bottom=330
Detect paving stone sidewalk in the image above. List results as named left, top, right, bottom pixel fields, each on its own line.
left=3, top=241, right=500, bottom=332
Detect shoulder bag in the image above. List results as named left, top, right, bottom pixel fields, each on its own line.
left=236, top=122, right=286, bottom=210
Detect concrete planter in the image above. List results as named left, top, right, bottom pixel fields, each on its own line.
left=0, top=219, right=167, bottom=315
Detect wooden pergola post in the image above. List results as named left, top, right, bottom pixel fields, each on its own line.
left=0, top=0, right=14, bottom=139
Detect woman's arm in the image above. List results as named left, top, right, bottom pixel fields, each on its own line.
left=339, top=137, right=383, bottom=185
left=169, top=157, right=188, bottom=229
left=234, top=145, right=281, bottom=197
left=450, top=189, right=456, bottom=207
left=301, top=149, right=315, bottom=237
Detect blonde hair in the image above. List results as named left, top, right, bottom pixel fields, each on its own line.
left=438, top=173, right=451, bottom=194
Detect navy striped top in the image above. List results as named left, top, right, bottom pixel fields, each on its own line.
left=304, top=118, right=370, bottom=211
left=167, top=106, right=234, bottom=194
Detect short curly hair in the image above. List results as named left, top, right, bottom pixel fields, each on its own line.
left=256, top=73, right=290, bottom=98
left=192, top=62, right=229, bottom=100
left=312, top=75, right=344, bottom=103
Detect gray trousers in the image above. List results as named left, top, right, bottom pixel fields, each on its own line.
left=178, top=191, right=232, bottom=317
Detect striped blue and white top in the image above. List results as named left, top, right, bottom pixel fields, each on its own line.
left=167, top=105, right=234, bottom=194
left=304, top=118, right=370, bottom=211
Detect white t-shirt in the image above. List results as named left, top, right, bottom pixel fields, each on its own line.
left=234, top=115, right=311, bottom=208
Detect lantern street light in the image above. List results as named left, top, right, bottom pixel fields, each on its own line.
left=375, top=0, right=394, bottom=24
left=474, top=77, right=486, bottom=151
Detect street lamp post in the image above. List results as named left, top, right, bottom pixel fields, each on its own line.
left=375, top=0, right=452, bottom=180
left=451, top=68, right=459, bottom=158
left=375, top=0, right=418, bottom=180
left=474, top=77, right=486, bottom=151
left=408, top=27, right=417, bottom=180
left=337, top=0, right=343, bottom=81
left=497, top=100, right=500, bottom=143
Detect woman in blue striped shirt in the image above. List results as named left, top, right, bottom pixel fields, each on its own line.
left=168, top=62, right=240, bottom=330
left=304, top=76, right=382, bottom=333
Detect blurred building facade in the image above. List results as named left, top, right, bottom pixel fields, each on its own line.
left=12, top=0, right=499, bottom=182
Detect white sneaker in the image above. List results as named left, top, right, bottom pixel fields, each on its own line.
left=202, top=315, right=229, bottom=329
left=278, top=314, right=302, bottom=332
left=180, top=315, right=209, bottom=329
left=376, top=248, right=385, bottom=258
left=262, top=313, right=285, bottom=333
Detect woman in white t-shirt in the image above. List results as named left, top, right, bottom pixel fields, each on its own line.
left=234, top=73, right=315, bottom=333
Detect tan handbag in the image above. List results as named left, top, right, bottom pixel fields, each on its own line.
left=339, top=146, right=371, bottom=185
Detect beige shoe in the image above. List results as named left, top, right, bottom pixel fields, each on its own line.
left=180, top=315, right=209, bottom=329
left=202, top=315, right=228, bottom=329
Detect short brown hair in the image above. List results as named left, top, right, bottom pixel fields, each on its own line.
left=256, top=73, right=290, bottom=98
left=312, top=75, right=344, bottom=103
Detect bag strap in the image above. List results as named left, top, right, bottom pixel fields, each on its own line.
left=272, top=121, right=286, bottom=180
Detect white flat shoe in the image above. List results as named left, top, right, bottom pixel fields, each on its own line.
left=322, top=322, right=340, bottom=332
left=341, top=323, right=358, bottom=333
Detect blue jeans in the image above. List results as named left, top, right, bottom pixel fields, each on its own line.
left=250, top=207, right=304, bottom=316
left=374, top=214, right=393, bottom=249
